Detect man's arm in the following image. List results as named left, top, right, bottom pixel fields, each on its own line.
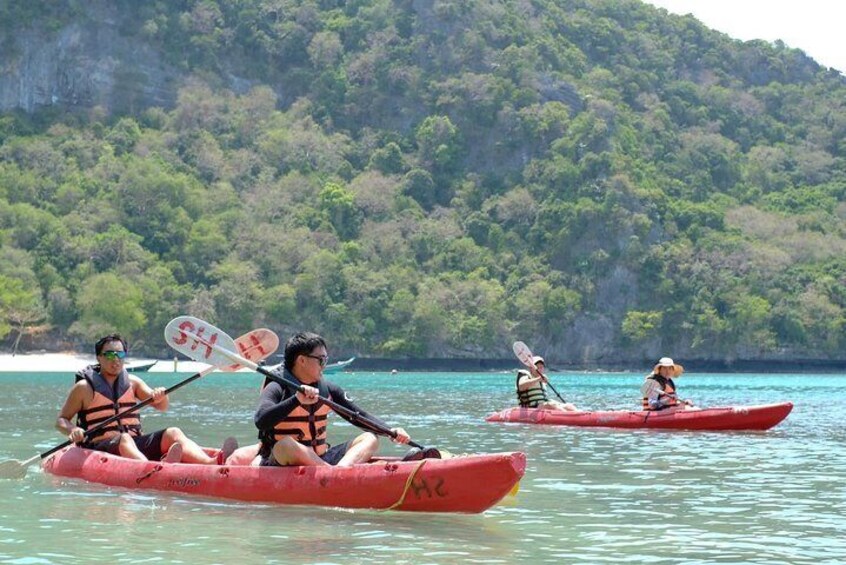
left=131, top=375, right=168, bottom=411
left=517, top=373, right=545, bottom=391
left=56, top=381, right=87, bottom=442
left=254, top=382, right=300, bottom=430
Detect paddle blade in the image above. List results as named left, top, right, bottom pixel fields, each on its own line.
left=512, top=341, right=534, bottom=368
left=165, top=316, right=238, bottom=369
left=0, top=459, right=29, bottom=480
left=228, top=329, right=279, bottom=371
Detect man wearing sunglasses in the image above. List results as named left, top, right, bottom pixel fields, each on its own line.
left=255, top=331, right=411, bottom=467
left=55, top=334, right=236, bottom=464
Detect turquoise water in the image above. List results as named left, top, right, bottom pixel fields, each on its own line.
left=1, top=370, right=845, bottom=563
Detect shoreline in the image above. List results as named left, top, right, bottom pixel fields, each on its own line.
left=1, top=352, right=845, bottom=373
left=0, top=352, right=213, bottom=373
left=352, top=357, right=846, bottom=373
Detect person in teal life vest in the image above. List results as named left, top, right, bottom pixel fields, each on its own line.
left=641, top=356, right=695, bottom=410
left=255, top=332, right=411, bottom=467
left=516, top=355, right=578, bottom=411
left=55, top=334, right=237, bottom=464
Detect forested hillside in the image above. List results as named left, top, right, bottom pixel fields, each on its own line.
left=1, top=0, right=844, bottom=363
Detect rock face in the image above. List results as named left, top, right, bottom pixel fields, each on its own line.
left=0, top=9, right=180, bottom=115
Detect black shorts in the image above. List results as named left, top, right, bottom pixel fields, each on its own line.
left=259, top=440, right=351, bottom=467
left=83, top=430, right=167, bottom=460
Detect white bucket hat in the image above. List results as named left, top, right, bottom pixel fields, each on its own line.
left=653, top=356, right=684, bottom=376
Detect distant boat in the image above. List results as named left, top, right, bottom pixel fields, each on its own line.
left=265, top=356, right=356, bottom=374
left=323, top=356, right=355, bottom=373
left=125, top=360, right=157, bottom=372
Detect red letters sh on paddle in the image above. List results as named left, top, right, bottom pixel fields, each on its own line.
left=171, top=320, right=218, bottom=360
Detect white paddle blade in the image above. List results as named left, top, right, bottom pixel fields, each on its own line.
left=227, top=329, right=279, bottom=371
left=0, top=459, right=28, bottom=480
left=512, top=341, right=534, bottom=368
left=165, top=316, right=238, bottom=369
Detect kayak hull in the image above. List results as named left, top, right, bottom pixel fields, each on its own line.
left=485, top=402, right=793, bottom=431
left=42, top=447, right=525, bottom=513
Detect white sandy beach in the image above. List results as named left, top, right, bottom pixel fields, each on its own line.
left=0, top=352, right=215, bottom=373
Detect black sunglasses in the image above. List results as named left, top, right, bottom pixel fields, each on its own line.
left=304, top=354, right=328, bottom=367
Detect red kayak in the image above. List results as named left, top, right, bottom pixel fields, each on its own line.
left=486, top=402, right=793, bottom=431
left=43, top=447, right=525, bottom=513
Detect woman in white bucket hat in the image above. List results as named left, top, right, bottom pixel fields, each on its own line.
left=640, top=357, right=694, bottom=410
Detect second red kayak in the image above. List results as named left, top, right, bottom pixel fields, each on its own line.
left=485, top=402, right=793, bottom=431
left=43, top=446, right=525, bottom=513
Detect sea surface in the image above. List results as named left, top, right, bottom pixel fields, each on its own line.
left=0, top=370, right=844, bottom=564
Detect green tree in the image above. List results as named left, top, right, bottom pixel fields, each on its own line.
left=415, top=115, right=461, bottom=183
left=368, top=141, right=405, bottom=174
left=728, top=294, right=776, bottom=355
left=209, top=258, right=264, bottom=336
left=621, top=310, right=663, bottom=344
left=402, top=168, right=436, bottom=210
left=319, top=181, right=362, bottom=240
left=104, top=117, right=142, bottom=155
left=0, top=275, right=47, bottom=353
left=69, top=273, right=147, bottom=343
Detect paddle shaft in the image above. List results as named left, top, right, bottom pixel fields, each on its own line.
left=538, top=373, right=568, bottom=404
left=182, top=331, right=425, bottom=450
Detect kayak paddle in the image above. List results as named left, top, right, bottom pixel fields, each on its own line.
left=0, top=328, right=279, bottom=480
left=165, top=316, right=441, bottom=459
left=512, top=340, right=569, bottom=404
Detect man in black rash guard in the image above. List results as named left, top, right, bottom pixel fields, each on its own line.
left=254, top=332, right=411, bottom=467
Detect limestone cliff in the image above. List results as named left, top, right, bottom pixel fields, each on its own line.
left=2, top=4, right=180, bottom=115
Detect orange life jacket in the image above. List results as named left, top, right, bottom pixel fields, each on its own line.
left=642, top=374, right=678, bottom=410
left=270, top=400, right=332, bottom=455
left=75, top=365, right=142, bottom=442
left=262, top=377, right=334, bottom=456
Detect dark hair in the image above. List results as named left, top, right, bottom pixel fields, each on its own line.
left=95, top=334, right=128, bottom=356
left=283, top=332, right=326, bottom=369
